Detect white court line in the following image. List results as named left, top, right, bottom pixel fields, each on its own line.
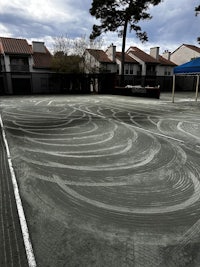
left=0, top=115, right=37, bottom=267
left=74, top=107, right=185, bottom=144
left=129, top=124, right=185, bottom=144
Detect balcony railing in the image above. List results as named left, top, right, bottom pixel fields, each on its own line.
left=10, top=64, right=30, bottom=72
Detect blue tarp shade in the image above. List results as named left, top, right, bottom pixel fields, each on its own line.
left=174, top=57, right=200, bottom=74
left=172, top=57, right=200, bottom=102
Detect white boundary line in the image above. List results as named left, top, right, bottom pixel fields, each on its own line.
left=0, top=115, right=37, bottom=267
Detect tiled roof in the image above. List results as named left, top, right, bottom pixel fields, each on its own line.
left=127, top=47, right=158, bottom=63
left=158, top=55, right=176, bottom=66
left=32, top=47, right=52, bottom=69
left=0, top=37, right=32, bottom=54
left=86, top=49, right=113, bottom=63
left=128, top=46, right=176, bottom=66
left=116, top=52, right=139, bottom=63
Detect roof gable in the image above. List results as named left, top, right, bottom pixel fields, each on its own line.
left=32, top=47, right=52, bottom=69
left=0, top=37, right=32, bottom=55
left=172, top=44, right=200, bottom=55
left=86, top=49, right=113, bottom=63
left=127, top=46, right=158, bottom=63
left=159, top=55, right=176, bottom=66
left=116, top=52, right=138, bottom=63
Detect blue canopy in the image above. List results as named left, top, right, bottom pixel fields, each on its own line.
left=174, top=57, right=200, bottom=74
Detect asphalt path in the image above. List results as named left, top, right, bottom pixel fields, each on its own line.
left=0, top=93, right=200, bottom=266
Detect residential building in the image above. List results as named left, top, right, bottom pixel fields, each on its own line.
left=83, top=45, right=176, bottom=90
left=84, top=48, right=117, bottom=73
left=115, top=52, right=140, bottom=75
left=127, top=46, right=176, bottom=77
left=31, top=41, right=53, bottom=94
left=0, top=37, right=53, bottom=94
left=84, top=44, right=176, bottom=78
left=104, top=43, right=141, bottom=75
left=127, top=46, right=159, bottom=76
left=32, top=41, right=52, bottom=72
left=149, top=47, right=176, bottom=76
left=169, top=44, right=200, bottom=65
left=0, top=37, right=32, bottom=73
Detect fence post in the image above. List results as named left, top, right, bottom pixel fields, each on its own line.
left=195, top=75, right=199, bottom=101
left=172, top=74, right=175, bottom=103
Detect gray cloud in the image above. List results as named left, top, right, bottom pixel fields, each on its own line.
left=0, top=0, right=199, bottom=53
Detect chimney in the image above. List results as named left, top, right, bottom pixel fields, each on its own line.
left=32, top=41, right=46, bottom=53
left=162, top=50, right=171, bottom=60
left=150, top=47, right=159, bottom=60
left=106, top=44, right=116, bottom=62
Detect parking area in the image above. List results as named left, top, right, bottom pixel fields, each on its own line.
left=0, top=92, right=200, bottom=267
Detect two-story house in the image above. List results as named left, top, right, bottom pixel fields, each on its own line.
left=84, top=48, right=117, bottom=73
left=149, top=47, right=176, bottom=76
left=0, top=37, right=32, bottom=94
left=115, top=52, right=140, bottom=75
left=0, top=37, right=53, bottom=94
left=165, top=44, right=200, bottom=91
left=84, top=44, right=140, bottom=76
left=84, top=44, right=176, bottom=89
left=126, top=46, right=176, bottom=88
left=105, top=44, right=140, bottom=75
left=31, top=41, right=53, bottom=94
left=127, top=46, right=176, bottom=77
left=127, top=46, right=159, bottom=76
left=169, top=44, right=200, bottom=65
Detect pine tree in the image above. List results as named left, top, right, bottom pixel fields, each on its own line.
left=90, top=0, right=162, bottom=85
left=195, top=4, right=200, bottom=43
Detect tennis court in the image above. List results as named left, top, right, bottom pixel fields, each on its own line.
left=0, top=92, right=200, bottom=266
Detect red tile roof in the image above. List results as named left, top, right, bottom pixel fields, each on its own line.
left=86, top=49, right=113, bottom=63
left=128, top=46, right=176, bottom=66
left=0, top=37, right=32, bottom=55
left=158, top=55, right=176, bottom=66
left=32, top=47, right=52, bottom=69
left=116, top=52, right=139, bottom=63
left=127, top=46, right=158, bottom=63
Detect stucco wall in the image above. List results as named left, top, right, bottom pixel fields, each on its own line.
left=171, top=45, right=200, bottom=65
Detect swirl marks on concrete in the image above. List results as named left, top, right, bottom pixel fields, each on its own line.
left=2, top=98, right=200, bottom=229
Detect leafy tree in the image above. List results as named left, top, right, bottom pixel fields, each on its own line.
left=90, top=0, right=162, bottom=84
left=51, top=35, right=81, bottom=73
left=52, top=51, right=82, bottom=73
left=195, top=4, right=200, bottom=15
left=51, top=35, right=104, bottom=73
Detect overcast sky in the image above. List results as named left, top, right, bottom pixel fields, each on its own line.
left=0, top=0, right=199, bottom=54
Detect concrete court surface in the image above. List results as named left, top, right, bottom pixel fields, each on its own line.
left=0, top=92, right=200, bottom=267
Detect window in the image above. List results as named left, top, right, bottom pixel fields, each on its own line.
left=125, top=64, right=129, bottom=74
left=10, top=56, right=29, bottom=71
left=164, top=67, right=171, bottom=76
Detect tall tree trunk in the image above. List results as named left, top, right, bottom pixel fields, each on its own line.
left=121, top=18, right=128, bottom=86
